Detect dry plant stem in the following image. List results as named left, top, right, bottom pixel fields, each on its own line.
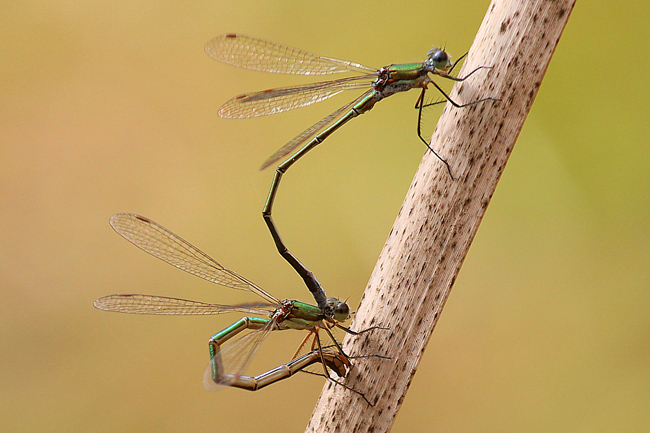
left=305, top=0, right=575, bottom=431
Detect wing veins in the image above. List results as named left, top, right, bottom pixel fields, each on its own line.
left=93, top=294, right=275, bottom=316
left=260, top=90, right=374, bottom=170
left=205, top=34, right=375, bottom=75
left=109, top=214, right=279, bottom=305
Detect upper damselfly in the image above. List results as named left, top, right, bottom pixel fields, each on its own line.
left=206, top=33, right=497, bottom=176
left=205, top=34, right=498, bottom=296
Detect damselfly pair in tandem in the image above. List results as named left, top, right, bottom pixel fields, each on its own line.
left=95, top=34, right=496, bottom=404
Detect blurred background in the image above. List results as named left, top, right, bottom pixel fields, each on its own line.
left=1, top=1, right=648, bottom=432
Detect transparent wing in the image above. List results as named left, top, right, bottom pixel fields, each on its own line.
left=259, top=90, right=373, bottom=170
left=205, top=33, right=375, bottom=75
left=93, top=294, right=276, bottom=316
left=109, top=214, right=279, bottom=305
left=218, top=75, right=372, bottom=119
left=202, top=322, right=275, bottom=391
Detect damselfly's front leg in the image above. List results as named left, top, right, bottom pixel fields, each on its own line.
left=414, top=66, right=500, bottom=179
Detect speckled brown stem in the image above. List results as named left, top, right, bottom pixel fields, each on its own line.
left=305, top=0, right=575, bottom=431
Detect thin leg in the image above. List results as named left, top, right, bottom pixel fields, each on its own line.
left=334, top=323, right=390, bottom=336
left=291, top=331, right=317, bottom=360
left=427, top=79, right=500, bottom=109
left=415, top=88, right=454, bottom=179
left=329, top=324, right=392, bottom=362
left=322, top=325, right=350, bottom=358
left=441, top=65, right=493, bottom=82
left=415, top=75, right=500, bottom=181
left=323, top=322, right=390, bottom=359
left=347, top=353, right=392, bottom=361
left=420, top=74, right=500, bottom=107
left=448, top=52, right=468, bottom=74
left=422, top=61, right=500, bottom=108
left=314, top=330, right=374, bottom=406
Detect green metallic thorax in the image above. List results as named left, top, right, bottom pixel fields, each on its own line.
left=348, top=62, right=431, bottom=117
left=387, top=62, right=428, bottom=79
left=279, top=301, right=325, bottom=330
left=379, top=62, right=431, bottom=97
left=208, top=301, right=326, bottom=362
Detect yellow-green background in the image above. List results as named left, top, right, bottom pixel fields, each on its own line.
left=2, top=1, right=648, bottom=432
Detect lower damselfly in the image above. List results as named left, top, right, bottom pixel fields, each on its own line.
left=94, top=214, right=385, bottom=403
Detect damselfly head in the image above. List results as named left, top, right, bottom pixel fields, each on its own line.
left=327, top=297, right=350, bottom=322
left=426, top=48, right=452, bottom=72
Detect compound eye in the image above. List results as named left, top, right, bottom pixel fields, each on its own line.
left=428, top=48, right=451, bottom=70
left=327, top=297, right=350, bottom=322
